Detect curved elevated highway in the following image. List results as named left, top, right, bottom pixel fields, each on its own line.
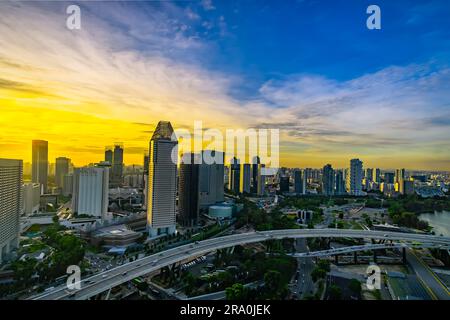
left=31, top=228, right=450, bottom=300
left=289, top=242, right=450, bottom=258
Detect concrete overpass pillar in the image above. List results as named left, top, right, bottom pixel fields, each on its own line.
left=354, top=251, right=358, bottom=264
left=373, top=250, right=377, bottom=263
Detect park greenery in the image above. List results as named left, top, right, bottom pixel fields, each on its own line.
left=235, top=199, right=298, bottom=230
left=0, top=220, right=86, bottom=297
left=176, top=244, right=297, bottom=299
left=311, top=259, right=330, bottom=282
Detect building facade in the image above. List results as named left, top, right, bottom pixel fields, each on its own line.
left=0, top=159, right=22, bottom=264
left=347, top=158, right=363, bottom=196
left=239, top=163, right=251, bottom=194
left=199, top=150, right=225, bottom=208
left=32, top=140, right=48, bottom=194
left=179, top=153, right=200, bottom=227
left=55, top=157, right=70, bottom=189
left=322, top=164, right=335, bottom=196
left=335, top=170, right=346, bottom=195
left=72, top=166, right=109, bottom=219
left=23, top=182, right=40, bottom=215
left=228, top=157, right=240, bottom=193
left=147, top=121, right=178, bottom=237
left=294, top=169, right=306, bottom=195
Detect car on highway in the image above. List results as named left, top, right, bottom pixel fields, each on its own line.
left=122, top=272, right=128, bottom=276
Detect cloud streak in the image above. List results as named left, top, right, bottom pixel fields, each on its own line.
left=0, top=2, right=449, bottom=170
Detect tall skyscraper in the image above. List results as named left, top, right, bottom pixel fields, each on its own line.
left=373, top=168, right=381, bottom=184
left=62, top=174, right=73, bottom=196
left=143, top=152, right=150, bottom=209
left=229, top=157, right=240, bottom=193
left=72, top=166, right=109, bottom=219
left=365, top=168, right=373, bottom=182
left=279, top=176, right=290, bottom=193
left=55, top=157, right=70, bottom=189
left=335, top=170, right=346, bottom=195
left=294, top=169, right=306, bottom=195
left=32, top=140, right=48, bottom=194
left=395, top=168, right=406, bottom=194
left=0, top=159, right=22, bottom=264
left=384, top=172, right=395, bottom=184
left=143, top=153, right=150, bottom=175
left=111, top=144, right=124, bottom=187
left=322, top=164, right=335, bottom=196
left=147, top=121, right=178, bottom=237
left=257, top=164, right=265, bottom=196
left=199, top=150, right=225, bottom=208
left=179, top=153, right=200, bottom=227
left=239, top=163, right=251, bottom=194
left=251, top=156, right=260, bottom=194
left=105, top=148, right=113, bottom=164
left=347, top=159, right=363, bottom=196
left=395, top=168, right=406, bottom=184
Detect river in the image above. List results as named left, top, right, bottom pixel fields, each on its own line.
left=420, top=211, right=450, bottom=237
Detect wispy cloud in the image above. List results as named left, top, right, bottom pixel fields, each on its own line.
left=0, top=2, right=449, bottom=169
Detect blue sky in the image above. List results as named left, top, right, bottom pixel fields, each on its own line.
left=142, top=0, right=450, bottom=100
left=1, top=0, right=450, bottom=169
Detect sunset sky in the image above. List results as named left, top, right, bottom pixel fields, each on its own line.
left=1, top=0, right=449, bottom=170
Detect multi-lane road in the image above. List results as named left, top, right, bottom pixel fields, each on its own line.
left=31, top=228, right=450, bottom=300
left=406, top=248, right=450, bottom=300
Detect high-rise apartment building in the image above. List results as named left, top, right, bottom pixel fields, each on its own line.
left=279, top=176, right=290, bottom=193
left=373, top=168, right=381, bottom=184
left=72, top=166, right=109, bottom=219
left=147, top=121, right=178, bottom=237
left=0, top=159, right=22, bottom=264
left=111, top=144, right=124, bottom=187
left=347, top=159, right=363, bottom=196
left=239, top=163, right=251, bottom=194
left=322, top=164, right=335, bottom=196
left=229, top=157, right=240, bottom=193
left=384, top=172, right=395, bottom=184
left=178, top=153, right=200, bottom=227
left=23, top=182, right=40, bottom=215
left=105, top=148, right=113, bottom=164
left=294, top=169, right=306, bottom=195
left=62, top=174, right=73, bottom=196
left=55, top=157, right=70, bottom=189
left=32, top=140, right=48, bottom=194
left=335, top=170, right=346, bottom=195
left=199, top=150, right=225, bottom=208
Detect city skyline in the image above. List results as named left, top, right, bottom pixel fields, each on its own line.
left=1, top=1, right=450, bottom=170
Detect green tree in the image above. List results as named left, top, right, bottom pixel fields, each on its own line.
left=348, top=279, right=361, bottom=296
left=225, top=283, right=248, bottom=300
left=328, top=284, right=342, bottom=300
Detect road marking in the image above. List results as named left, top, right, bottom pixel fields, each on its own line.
left=412, top=250, right=450, bottom=297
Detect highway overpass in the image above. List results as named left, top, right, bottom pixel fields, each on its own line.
left=31, top=228, right=450, bottom=300
left=289, top=242, right=450, bottom=258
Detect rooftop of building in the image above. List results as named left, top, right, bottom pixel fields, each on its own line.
left=151, top=121, right=175, bottom=141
